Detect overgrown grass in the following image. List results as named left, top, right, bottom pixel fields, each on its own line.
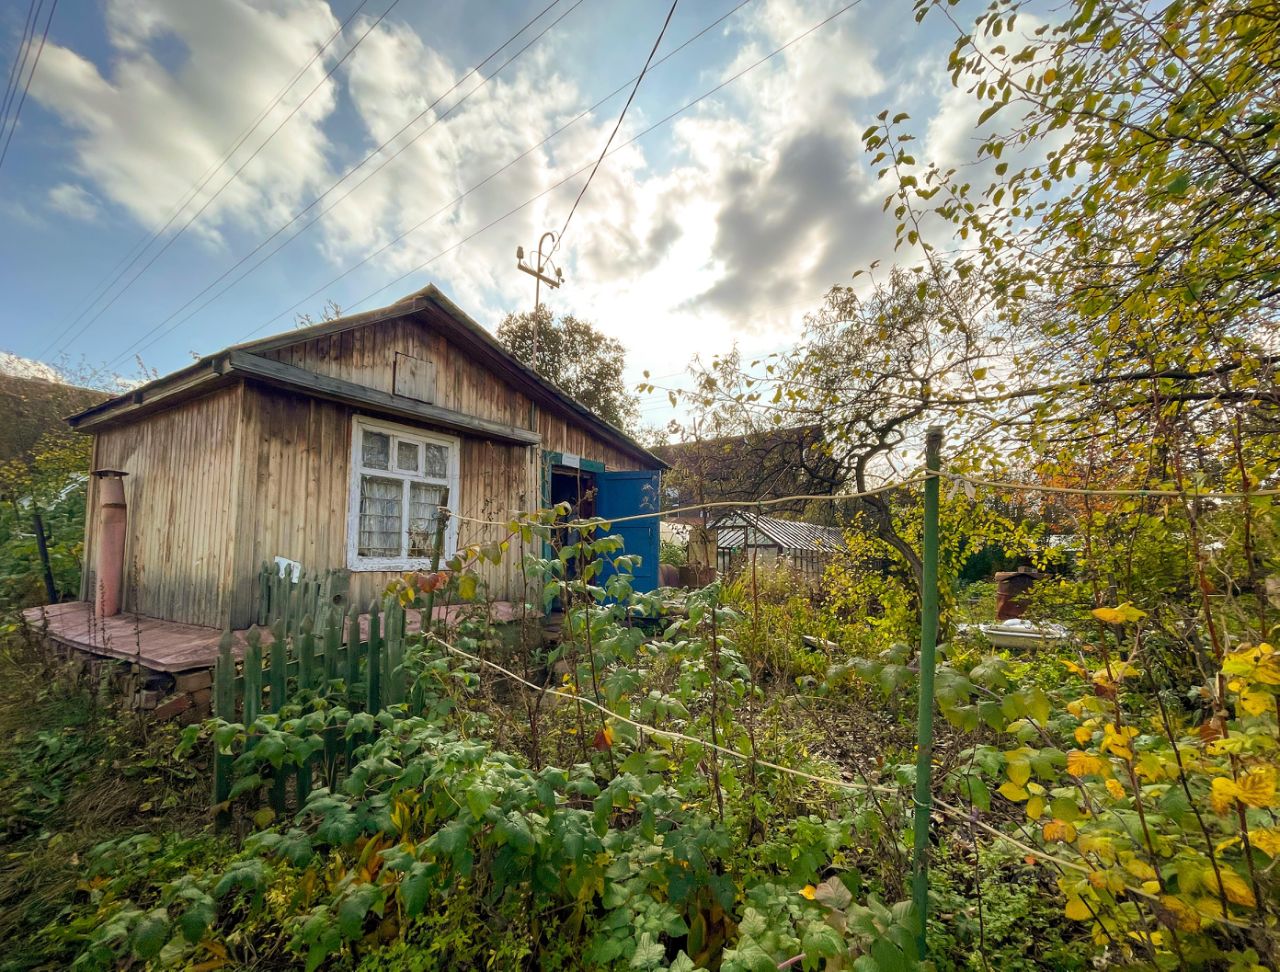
left=0, top=631, right=225, bottom=971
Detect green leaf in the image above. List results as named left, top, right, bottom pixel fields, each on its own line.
left=466, top=783, right=499, bottom=820
left=131, top=909, right=170, bottom=959
left=400, top=862, right=432, bottom=917
left=337, top=883, right=380, bottom=940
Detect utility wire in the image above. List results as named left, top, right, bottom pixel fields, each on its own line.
left=940, top=472, right=1280, bottom=501
left=443, top=476, right=921, bottom=530
left=436, top=467, right=1277, bottom=534
left=290, top=0, right=866, bottom=335
left=51, top=0, right=405, bottom=367
left=91, top=0, right=578, bottom=374
left=36, top=0, right=375, bottom=360
left=0, top=0, right=55, bottom=175
left=229, top=0, right=759, bottom=343
left=0, top=0, right=39, bottom=138
left=552, top=0, right=677, bottom=255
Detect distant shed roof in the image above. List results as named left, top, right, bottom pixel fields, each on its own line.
left=712, top=511, right=845, bottom=553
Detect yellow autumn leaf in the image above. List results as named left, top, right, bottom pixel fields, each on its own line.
left=1074, top=725, right=1094, bottom=745
left=1141, top=881, right=1161, bottom=895
left=1105, top=778, right=1126, bottom=800
left=1159, top=895, right=1201, bottom=931
left=1078, top=834, right=1116, bottom=862
left=1027, top=795, right=1046, bottom=820
left=1043, top=819, right=1077, bottom=842
left=999, top=781, right=1030, bottom=802
left=1064, top=895, right=1092, bottom=920
left=1211, top=777, right=1239, bottom=815
left=1006, top=758, right=1032, bottom=787
left=1218, top=869, right=1256, bottom=908
left=1122, top=857, right=1156, bottom=881
left=1091, top=603, right=1147, bottom=624
left=1066, top=750, right=1107, bottom=777
left=799, top=885, right=816, bottom=900
left=1237, top=686, right=1274, bottom=717
left=1234, top=767, right=1277, bottom=808
left=1249, top=828, right=1280, bottom=857
left=1100, top=723, right=1138, bottom=760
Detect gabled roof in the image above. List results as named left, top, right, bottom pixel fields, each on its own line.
left=711, top=510, right=845, bottom=553
left=66, top=284, right=665, bottom=469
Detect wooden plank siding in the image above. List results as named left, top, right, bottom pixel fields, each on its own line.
left=227, top=383, right=538, bottom=626
left=82, top=385, right=242, bottom=628
left=79, top=309, right=652, bottom=630
left=260, top=316, right=643, bottom=470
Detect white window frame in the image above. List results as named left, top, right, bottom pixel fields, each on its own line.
left=347, top=415, right=460, bottom=571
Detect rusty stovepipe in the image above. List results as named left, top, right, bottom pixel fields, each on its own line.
left=92, top=469, right=128, bottom=617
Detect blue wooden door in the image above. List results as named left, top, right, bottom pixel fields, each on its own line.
left=596, top=469, right=660, bottom=593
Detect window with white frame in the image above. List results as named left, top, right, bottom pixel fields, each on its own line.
left=348, top=417, right=459, bottom=569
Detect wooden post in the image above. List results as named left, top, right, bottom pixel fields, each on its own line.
left=212, top=630, right=234, bottom=831
left=299, top=616, right=315, bottom=692
left=386, top=601, right=404, bottom=707
left=367, top=599, right=382, bottom=714
left=322, top=609, right=340, bottom=786
left=323, top=607, right=340, bottom=684
left=31, top=508, right=57, bottom=604
left=343, top=603, right=361, bottom=770
left=243, top=627, right=262, bottom=727
left=422, top=488, right=451, bottom=631
left=269, top=620, right=288, bottom=814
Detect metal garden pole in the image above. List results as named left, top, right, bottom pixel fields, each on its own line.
left=911, top=426, right=943, bottom=958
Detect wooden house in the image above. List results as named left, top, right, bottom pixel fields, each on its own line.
left=55, top=285, right=664, bottom=646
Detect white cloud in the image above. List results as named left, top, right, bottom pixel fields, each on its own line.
left=29, top=0, right=342, bottom=245
left=309, top=0, right=901, bottom=380
left=27, top=0, right=956, bottom=386
left=47, top=182, right=102, bottom=222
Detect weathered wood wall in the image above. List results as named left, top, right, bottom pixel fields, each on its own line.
left=81, top=309, right=653, bottom=630
left=261, top=315, right=644, bottom=470
left=227, top=384, right=536, bottom=627
left=83, top=385, right=242, bottom=628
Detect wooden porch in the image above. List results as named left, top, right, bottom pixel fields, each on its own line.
left=21, top=599, right=524, bottom=674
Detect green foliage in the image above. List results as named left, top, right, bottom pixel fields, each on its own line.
left=660, top=538, right=688, bottom=567
left=0, top=637, right=219, bottom=971
left=58, top=523, right=925, bottom=971
left=925, top=844, right=1087, bottom=971
left=497, top=306, right=640, bottom=431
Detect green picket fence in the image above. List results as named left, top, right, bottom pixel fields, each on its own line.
left=211, top=595, right=412, bottom=827
left=255, top=562, right=350, bottom=633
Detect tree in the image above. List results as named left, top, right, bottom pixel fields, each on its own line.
left=497, top=306, right=639, bottom=431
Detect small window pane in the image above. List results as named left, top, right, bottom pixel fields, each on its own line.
left=424, top=443, right=448, bottom=478
left=361, top=430, right=390, bottom=470
left=396, top=440, right=420, bottom=472
left=358, top=475, right=402, bottom=557
left=408, top=482, right=445, bottom=557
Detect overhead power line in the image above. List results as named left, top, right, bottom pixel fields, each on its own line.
left=91, top=0, right=579, bottom=374
left=211, top=0, right=762, bottom=344
left=0, top=0, right=56, bottom=176
left=49, top=0, right=405, bottom=365
left=36, top=0, right=376, bottom=360
left=288, top=0, right=866, bottom=332
left=0, top=1, right=39, bottom=137
left=553, top=0, right=678, bottom=254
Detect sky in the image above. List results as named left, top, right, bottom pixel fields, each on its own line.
left=0, top=0, right=986, bottom=430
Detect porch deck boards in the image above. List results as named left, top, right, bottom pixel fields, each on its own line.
left=22, top=599, right=522, bottom=673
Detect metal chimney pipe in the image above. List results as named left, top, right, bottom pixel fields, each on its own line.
left=92, top=469, right=128, bottom=617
